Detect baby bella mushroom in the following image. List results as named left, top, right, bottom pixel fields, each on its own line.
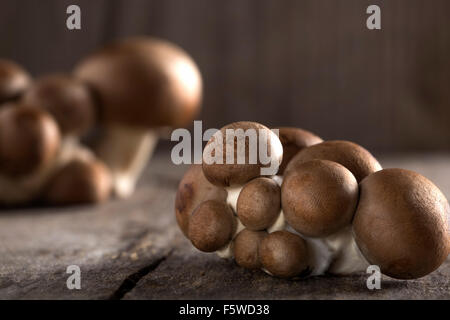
left=0, top=103, right=61, bottom=204
left=286, top=140, right=382, bottom=182
left=259, top=230, right=310, bottom=278
left=233, top=229, right=268, bottom=269
left=353, top=168, right=450, bottom=279
left=22, top=74, right=96, bottom=138
left=0, top=59, right=31, bottom=105
left=175, top=164, right=227, bottom=237
left=282, top=159, right=359, bottom=237
left=75, top=37, right=203, bottom=198
left=202, top=121, right=283, bottom=188
left=188, top=200, right=235, bottom=252
left=236, top=177, right=281, bottom=231
left=44, top=153, right=112, bottom=206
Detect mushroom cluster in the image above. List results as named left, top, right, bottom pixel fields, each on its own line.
left=0, top=37, right=202, bottom=207
left=175, top=121, right=450, bottom=279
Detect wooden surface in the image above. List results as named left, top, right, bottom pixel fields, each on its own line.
left=0, top=151, right=449, bottom=300
left=1, top=0, right=450, bottom=152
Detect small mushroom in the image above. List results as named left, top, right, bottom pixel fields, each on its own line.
left=75, top=37, right=203, bottom=198
left=202, top=121, right=283, bottom=187
left=277, top=127, right=323, bottom=174
left=259, top=230, right=309, bottom=278
left=175, top=164, right=227, bottom=237
left=285, top=140, right=381, bottom=182
left=236, top=177, right=281, bottom=230
left=233, top=229, right=267, bottom=269
left=0, top=103, right=61, bottom=204
left=188, top=200, right=235, bottom=252
left=353, top=168, right=450, bottom=279
left=44, top=154, right=112, bottom=205
left=0, top=59, right=31, bottom=105
left=282, top=159, right=359, bottom=237
left=22, top=74, right=96, bottom=137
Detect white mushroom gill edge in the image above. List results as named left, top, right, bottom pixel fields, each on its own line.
left=0, top=139, right=93, bottom=204
left=96, top=124, right=159, bottom=199
left=215, top=175, right=369, bottom=277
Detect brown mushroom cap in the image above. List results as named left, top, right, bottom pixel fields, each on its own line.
left=353, top=168, right=450, bottom=279
left=285, top=140, right=381, bottom=182
left=282, top=159, right=359, bottom=237
left=277, top=127, right=323, bottom=174
left=237, top=177, right=281, bottom=230
left=22, top=74, right=96, bottom=136
left=0, top=59, right=31, bottom=104
left=188, top=200, right=235, bottom=252
left=74, top=37, right=202, bottom=128
left=234, top=229, right=268, bottom=269
left=175, top=164, right=227, bottom=237
left=259, top=230, right=309, bottom=278
left=44, top=157, right=112, bottom=205
left=202, top=121, right=283, bottom=187
left=0, top=104, right=60, bottom=177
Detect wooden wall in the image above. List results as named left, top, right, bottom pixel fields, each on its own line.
left=0, top=0, right=449, bottom=152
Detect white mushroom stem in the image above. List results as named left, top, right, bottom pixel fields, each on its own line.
left=96, top=125, right=159, bottom=198
left=0, top=139, right=93, bottom=205
left=322, top=226, right=369, bottom=275
left=215, top=186, right=245, bottom=259
left=286, top=225, right=369, bottom=276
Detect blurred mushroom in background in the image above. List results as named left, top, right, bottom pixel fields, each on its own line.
left=75, top=37, right=203, bottom=198
left=0, top=59, right=31, bottom=105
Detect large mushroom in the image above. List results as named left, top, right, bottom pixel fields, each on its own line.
left=353, top=168, right=450, bottom=279
left=75, top=37, right=203, bottom=198
left=0, top=103, right=61, bottom=204
left=0, top=59, right=31, bottom=105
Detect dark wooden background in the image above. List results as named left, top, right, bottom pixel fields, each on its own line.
left=1, top=0, right=449, bottom=153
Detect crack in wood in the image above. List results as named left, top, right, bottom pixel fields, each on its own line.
left=108, top=250, right=173, bottom=300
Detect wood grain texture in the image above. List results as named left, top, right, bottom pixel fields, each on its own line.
left=0, top=0, right=449, bottom=152
left=0, top=151, right=449, bottom=299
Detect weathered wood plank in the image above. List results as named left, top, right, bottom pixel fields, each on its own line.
left=0, top=152, right=449, bottom=299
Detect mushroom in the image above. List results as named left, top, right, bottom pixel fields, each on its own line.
left=202, top=121, right=283, bottom=188
left=22, top=74, right=96, bottom=138
left=233, top=229, right=267, bottom=269
left=0, top=59, right=31, bottom=105
left=44, top=153, right=112, bottom=205
left=0, top=103, right=61, bottom=204
left=175, top=164, right=227, bottom=237
left=75, top=37, right=203, bottom=198
left=285, top=140, right=381, bottom=182
left=258, top=230, right=310, bottom=278
left=277, top=127, right=323, bottom=174
left=187, top=200, right=235, bottom=252
left=353, top=168, right=450, bottom=279
left=282, top=159, right=359, bottom=237
left=236, top=177, right=281, bottom=231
